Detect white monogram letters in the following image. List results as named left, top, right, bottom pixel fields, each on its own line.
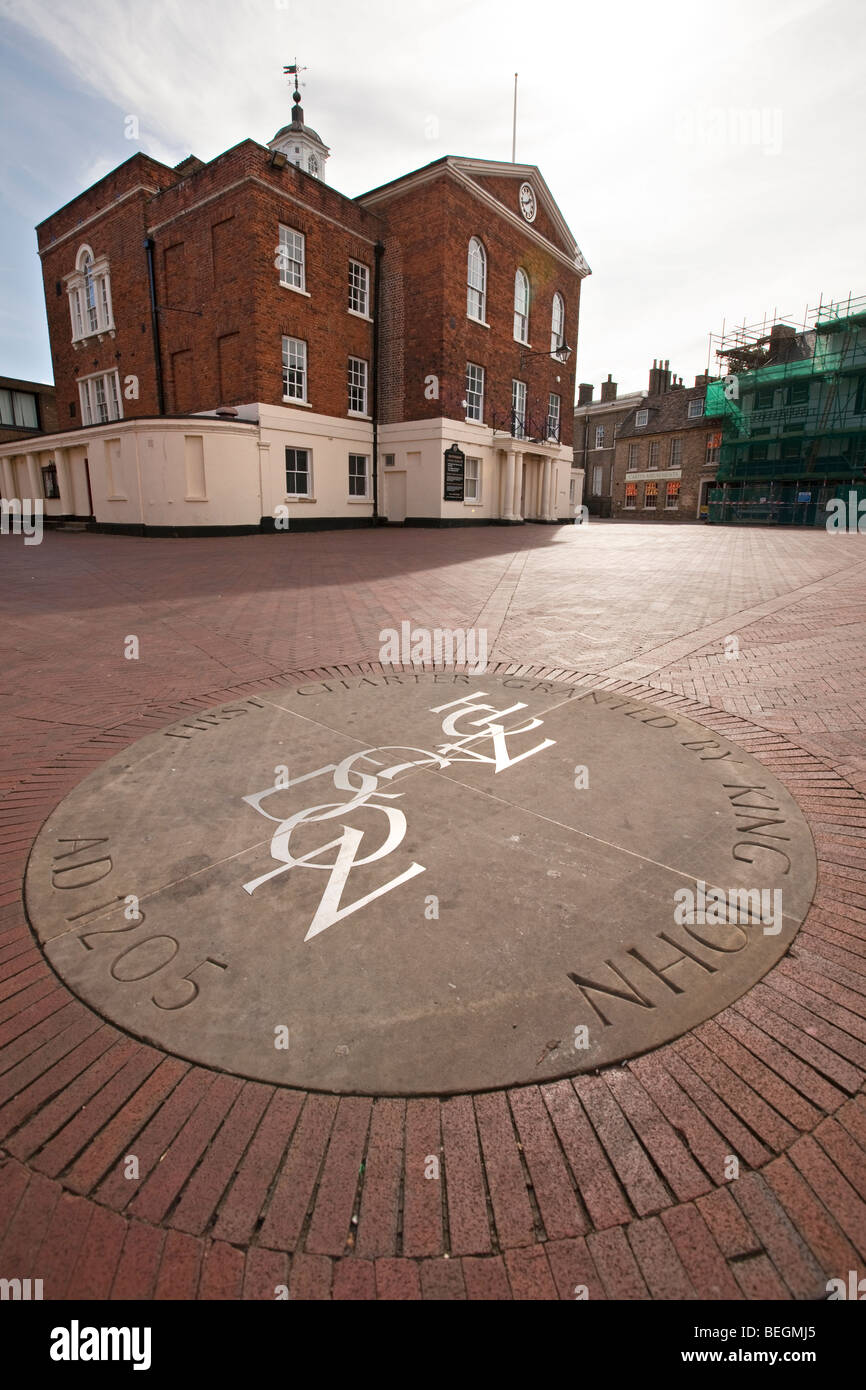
left=242, top=695, right=555, bottom=940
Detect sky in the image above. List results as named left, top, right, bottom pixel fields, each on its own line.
left=0, top=0, right=864, bottom=400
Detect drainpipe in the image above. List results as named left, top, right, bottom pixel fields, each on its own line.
left=144, top=238, right=166, bottom=415
left=372, top=241, right=385, bottom=523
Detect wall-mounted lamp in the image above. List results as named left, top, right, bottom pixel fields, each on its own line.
left=519, top=341, right=572, bottom=370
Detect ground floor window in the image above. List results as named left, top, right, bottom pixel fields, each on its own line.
left=41, top=463, right=60, bottom=499
left=592, top=464, right=603, bottom=495
left=624, top=481, right=637, bottom=509
left=666, top=480, right=680, bottom=509
left=644, top=480, right=658, bottom=508
left=285, top=447, right=311, bottom=496
left=348, top=453, right=369, bottom=498
left=465, top=456, right=481, bottom=501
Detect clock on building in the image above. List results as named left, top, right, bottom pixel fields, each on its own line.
left=519, top=182, right=537, bottom=222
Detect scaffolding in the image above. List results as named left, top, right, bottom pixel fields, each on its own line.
left=703, top=295, right=866, bottom=522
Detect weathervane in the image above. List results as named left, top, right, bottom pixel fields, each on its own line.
left=283, top=59, right=307, bottom=101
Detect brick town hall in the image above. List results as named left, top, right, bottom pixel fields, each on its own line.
left=0, top=75, right=589, bottom=533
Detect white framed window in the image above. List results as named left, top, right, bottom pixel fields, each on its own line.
left=648, top=441, right=660, bottom=469
left=465, top=456, right=481, bottom=502
left=67, top=244, right=114, bottom=343
left=512, top=379, right=527, bottom=438
left=636, top=408, right=649, bottom=427
left=282, top=336, right=307, bottom=401
left=624, top=482, right=637, bottom=509
left=285, top=446, right=311, bottom=497
left=688, top=398, right=704, bottom=418
left=467, top=238, right=487, bottom=322
left=666, top=480, right=680, bottom=510
left=348, top=356, right=368, bottom=415
left=308, top=153, right=320, bottom=177
left=551, top=292, right=565, bottom=353
left=547, top=392, right=561, bottom=440
left=669, top=437, right=683, bottom=467
left=595, top=424, right=605, bottom=449
left=628, top=443, right=639, bottom=470
left=348, top=453, right=370, bottom=498
left=278, top=225, right=305, bottom=290
left=513, top=268, right=530, bottom=343
left=78, top=370, right=122, bottom=425
left=348, top=260, right=369, bottom=316
left=465, top=362, right=484, bottom=421
left=706, top=431, right=720, bottom=465
left=591, top=464, right=603, bottom=495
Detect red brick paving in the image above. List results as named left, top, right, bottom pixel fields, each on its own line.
left=1, top=524, right=865, bottom=1298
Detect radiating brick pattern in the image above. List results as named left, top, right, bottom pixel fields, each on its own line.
left=1, top=525, right=865, bottom=1299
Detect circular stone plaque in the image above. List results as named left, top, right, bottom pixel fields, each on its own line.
left=25, top=674, right=817, bottom=1095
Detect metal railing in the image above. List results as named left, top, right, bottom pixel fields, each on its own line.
left=490, top=407, right=562, bottom=445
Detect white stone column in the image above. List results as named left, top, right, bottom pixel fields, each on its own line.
left=1, top=457, right=15, bottom=499
left=502, top=451, right=515, bottom=521
left=25, top=452, right=41, bottom=500
left=542, top=456, right=552, bottom=521
left=512, top=452, right=524, bottom=520
left=54, top=446, right=74, bottom=514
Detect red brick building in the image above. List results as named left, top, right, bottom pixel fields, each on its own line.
left=0, top=87, right=589, bottom=533
left=610, top=362, right=724, bottom=522
left=0, top=375, right=57, bottom=446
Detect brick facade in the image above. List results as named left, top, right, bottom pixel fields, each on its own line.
left=9, top=126, right=589, bottom=532
left=573, top=377, right=644, bottom=516
left=609, top=365, right=724, bottom=522
left=366, top=166, right=580, bottom=442
left=0, top=375, right=57, bottom=445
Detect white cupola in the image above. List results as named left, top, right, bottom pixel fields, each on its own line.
left=268, top=80, right=330, bottom=181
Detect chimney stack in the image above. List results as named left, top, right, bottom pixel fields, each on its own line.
left=578, top=383, right=594, bottom=406
left=600, top=374, right=618, bottom=403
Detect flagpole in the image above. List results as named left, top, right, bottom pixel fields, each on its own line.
left=512, top=73, right=518, bottom=162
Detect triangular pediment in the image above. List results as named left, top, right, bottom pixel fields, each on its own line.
left=453, top=159, right=590, bottom=275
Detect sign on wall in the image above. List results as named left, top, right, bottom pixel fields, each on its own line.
left=443, top=444, right=465, bottom=501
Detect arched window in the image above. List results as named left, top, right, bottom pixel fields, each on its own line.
left=467, top=237, right=486, bottom=322
left=514, top=268, right=530, bottom=343
left=82, top=252, right=98, bottom=334
left=68, top=244, right=114, bottom=344
left=307, top=153, right=320, bottom=178
left=551, top=292, right=565, bottom=354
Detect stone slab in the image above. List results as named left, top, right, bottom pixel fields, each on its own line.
left=23, top=674, right=817, bottom=1094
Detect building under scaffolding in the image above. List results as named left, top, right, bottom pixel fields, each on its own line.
left=705, top=294, right=866, bottom=525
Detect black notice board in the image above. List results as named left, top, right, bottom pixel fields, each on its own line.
left=443, top=445, right=465, bottom=501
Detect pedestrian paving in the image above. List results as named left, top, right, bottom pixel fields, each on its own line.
left=0, top=521, right=865, bottom=1299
